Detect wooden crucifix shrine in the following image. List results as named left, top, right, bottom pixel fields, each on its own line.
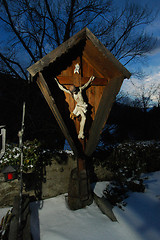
left=27, top=27, right=131, bottom=209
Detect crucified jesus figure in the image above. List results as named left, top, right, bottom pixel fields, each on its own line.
left=54, top=76, right=95, bottom=139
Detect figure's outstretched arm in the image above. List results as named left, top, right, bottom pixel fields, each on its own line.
left=80, top=76, right=95, bottom=90
left=54, top=78, right=70, bottom=94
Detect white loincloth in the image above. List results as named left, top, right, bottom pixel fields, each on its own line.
left=73, top=103, right=88, bottom=116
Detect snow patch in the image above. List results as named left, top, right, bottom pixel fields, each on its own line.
left=0, top=171, right=160, bottom=240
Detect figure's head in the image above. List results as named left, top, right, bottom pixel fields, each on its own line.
left=69, top=85, right=76, bottom=93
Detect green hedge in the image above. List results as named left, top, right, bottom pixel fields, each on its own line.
left=94, top=141, right=160, bottom=207
left=95, top=141, right=160, bottom=177
left=0, top=139, right=52, bottom=172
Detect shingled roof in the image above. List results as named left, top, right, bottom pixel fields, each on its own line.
left=27, top=27, right=131, bottom=80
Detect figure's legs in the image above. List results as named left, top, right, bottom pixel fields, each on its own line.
left=71, top=106, right=78, bottom=119
left=78, top=112, right=86, bottom=139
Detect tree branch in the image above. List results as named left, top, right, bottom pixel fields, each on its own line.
left=63, top=0, right=76, bottom=42
left=2, top=0, right=37, bottom=62
left=0, top=52, right=27, bottom=80
left=44, top=0, right=60, bottom=46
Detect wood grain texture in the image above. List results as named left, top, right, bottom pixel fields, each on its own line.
left=85, top=75, right=124, bottom=156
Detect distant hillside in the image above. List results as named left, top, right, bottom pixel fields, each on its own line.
left=101, top=102, right=160, bottom=144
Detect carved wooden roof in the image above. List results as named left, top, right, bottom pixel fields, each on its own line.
left=27, top=27, right=131, bottom=80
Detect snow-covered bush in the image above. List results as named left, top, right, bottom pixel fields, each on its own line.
left=110, top=141, right=160, bottom=174
left=0, top=139, right=52, bottom=172
left=94, top=141, right=160, bottom=207
left=95, top=140, right=160, bottom=176
left=0, top=144, right=21, bottom=168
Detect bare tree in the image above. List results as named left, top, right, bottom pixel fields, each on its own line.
left=94, top=2, right=158, bottom=65
left=0, top=0, right=158, bottom=79
left=130, top=81, right=160, bottom=110
left=158, top=92, right=160, bottom=108
left=154, top=87, right=160, bottom=108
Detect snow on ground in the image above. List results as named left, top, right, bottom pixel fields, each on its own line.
left=113, top=171, right=160, bottom=240
left=1, top=171, right=160, bottom=240
left=0, top=207, right=11, bottom=221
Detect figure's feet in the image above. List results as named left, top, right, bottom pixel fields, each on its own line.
left=78, top=133, right=84, bottom=139
left=70, top=112, right=76, bottom=120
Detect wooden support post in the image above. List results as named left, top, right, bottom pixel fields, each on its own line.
left=77, top=157, right=85, bottom=172
left=77, top=138, right=86, bottom=171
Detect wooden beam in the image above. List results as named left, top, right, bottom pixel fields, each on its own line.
left=82, top=55, right=104, bottom=78
left=83, top=40, right=122, bottom=79
left=85, top=75, right=124, bottom=157
left=36, top=72, right=78, bottom=156
left=85, top=28, right=131, bottom=79
left=57, top=76, right=109, bottom=86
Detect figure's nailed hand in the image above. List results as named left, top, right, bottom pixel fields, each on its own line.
left=90, top=76, right=95, bottom=82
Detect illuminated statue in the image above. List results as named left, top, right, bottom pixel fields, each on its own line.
left=54, top=76, right=95, bottom=139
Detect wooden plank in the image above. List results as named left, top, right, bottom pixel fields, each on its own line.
left=85, top=28, right=131, bottom=79
left=82, top=57, right=89, bottom=77
left=57, top=76, right=109, bottom=86
left=83, top=40, right=119, bottom=79
left=85, top=75, right=124, bottom=156
left=36, top=72, right=78, bottom=156
left=94, top=86, right=104, bottom=114
left=84, top=57, right=93, bottom=76
left=73, top=74, right=81, bottom=87
left=82, top=55, right=104, bottom=78
left=88, top=86, right=95, bottom=120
